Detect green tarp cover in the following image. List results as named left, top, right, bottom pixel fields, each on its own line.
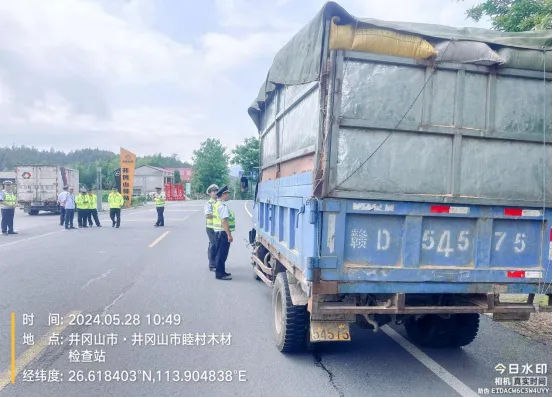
left=248, top=1, right=552, bottom=129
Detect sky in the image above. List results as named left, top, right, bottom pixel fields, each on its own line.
left=0, top=0, right=491, bottom=163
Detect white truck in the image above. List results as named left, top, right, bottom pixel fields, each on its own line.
left=15, top=165, right=80, bottom=215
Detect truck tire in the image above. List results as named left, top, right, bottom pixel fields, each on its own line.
left=450, top=314, right=479, bottom=347
left=404, top=315, right=454, bottom=348
left=272, top=272, right=308, bottom=353
left=29, top=210, right=39, bottom=215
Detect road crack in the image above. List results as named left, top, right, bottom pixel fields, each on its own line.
left=313, top=353, right=344, bottom=397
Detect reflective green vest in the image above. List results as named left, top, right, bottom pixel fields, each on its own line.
left=213, top=201, right=235, bottom=232
left=1, top=191, right=16, bottom=207
left=206, top=198, right=217, bottom=229
left=154, top=193, right=165, bottom=207
left=108, top=192, right=124, bottom=209
left=75, top=194, right=88, bottom=209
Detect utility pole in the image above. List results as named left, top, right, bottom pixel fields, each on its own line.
left=96, top=167, right=102, bottom=212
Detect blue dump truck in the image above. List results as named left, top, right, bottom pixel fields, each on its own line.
left=248, top=2, right=552, bottom=352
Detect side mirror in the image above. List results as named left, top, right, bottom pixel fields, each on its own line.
left=248, top=228, right=256, bottom=245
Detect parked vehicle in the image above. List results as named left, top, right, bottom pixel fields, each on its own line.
left=248, top=2, right=552, bottom=352
left=16, top=165, right=80, bottom=215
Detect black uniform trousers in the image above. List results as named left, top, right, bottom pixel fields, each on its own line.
left=88, top=209, right=101, bottom=226
left=64, top=209, right=75, bottom=228
left=155, top=207, right=165, bottom=226
left=215, top=231, right=231, bottom=278
left=77, top=209, right=88, bottom=227
left=206, top=227, right=218, bottom=269
left=59, top=207, right=66, bottom=226
left=1, top=208, right=15, bottom=233
left=110, top=208, right=121, bottom=227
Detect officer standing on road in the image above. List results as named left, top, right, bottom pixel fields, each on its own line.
left=64, top=186, right=77, bottom=230
left=204, top=184, right=219, bottom=272
left=108, top=187, right=124, bottom=228
left=76, top=188, right=89, bottom=228
left=213, top=186, right=234, bottom=281
left=153, top=187, right=165, bottom=227
left=57, top=185, right=69, bottom=226
left=87, top=189, right=102, bottom=227
left=0, top=181, right=18, bottom=236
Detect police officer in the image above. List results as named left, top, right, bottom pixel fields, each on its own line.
left=86, top=189, right=102, bottom=227
left=0, top=181, right=18, bottom=235
left=108, top=187, right=124, bottom=228
left=213, top=186, right=234, bottom=281
left=153, top=187, right=165, bottom=227
left=204, top=184, right=219, bottom=271
left=76, top=188, right=89, bottom=228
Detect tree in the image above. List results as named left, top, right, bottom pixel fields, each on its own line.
left=231, top=137, right=260, bottom=174
left=463, top=0, right=552, bottom=31
left=191, top=139, right=229, bottom=195
left=174, top=170, right=182, bottom=184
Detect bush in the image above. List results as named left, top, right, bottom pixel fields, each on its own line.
left=131, top=195, right=148, bottom=207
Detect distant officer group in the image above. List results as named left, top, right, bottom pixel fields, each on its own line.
left=205, top=184, right=235, bottom=281
left=58, top=186, right=125, bottom=229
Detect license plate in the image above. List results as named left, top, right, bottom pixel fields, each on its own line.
left=31, top=202, right=43, bottom=206
left=310, top=321, right=351, bottom=342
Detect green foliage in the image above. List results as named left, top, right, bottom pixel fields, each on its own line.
left=191, top=139, right=229, bottom=195
left=233, top=178, right=254, bottom=200
left=131, top=195, right=148, bottom=206
left=174, top=170, right=182, bottom=184
left=464, top=0, right=552, bottom=31
left=231, top=137, right=259, bottom=174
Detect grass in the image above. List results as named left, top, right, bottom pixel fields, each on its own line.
left=499, top=294, right=551, bottom=307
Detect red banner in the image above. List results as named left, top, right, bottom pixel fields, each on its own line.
left=164, top=184, right=186, bottom=201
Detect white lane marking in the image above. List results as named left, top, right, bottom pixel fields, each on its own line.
left=102, top=293, right=124, bottom=315
left=81, top=268, right=115, bottom=290
left=149, top=231, right=170, bottom=248
left=0, top=231, right=62, bottom=249
left=245, top=201, right=253, bottom=218
left=382, top=326, right=478, bottom=397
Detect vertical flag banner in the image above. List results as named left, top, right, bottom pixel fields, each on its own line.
left=120, top=148, right=136, bottom=207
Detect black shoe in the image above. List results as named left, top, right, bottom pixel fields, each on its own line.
left=2, top=232, right=7, bottom=236
left=116, top=225, right=120, bottom=228
left=65, top=227, right=70, bottom=230
left=70, top=226, right=76, bottom=229
left=112, top=222, right=115, bottom=227
left=209, top=267, right=215, bottom=272
left=216, top=275, right=232, bottom=280
left=8, top=231, right=18, bottom=235
left=82, top=226, right=88, bottom=228
left=224, top=272, right=232, bottom=277
left=97, top=225, right=102, bottom=227
left=59, top=223, right=64, bottom=226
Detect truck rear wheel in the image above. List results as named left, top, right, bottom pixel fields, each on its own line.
left=404, top=315, right=454, bottom=348
left=450, top=314, right=479, bottom=347
left=404, top=314, right=480, bottom=348
left=272, top=272, right=308, bottom=353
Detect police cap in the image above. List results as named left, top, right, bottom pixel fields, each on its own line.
left=2, top=181, right=13, bottom=185
left=206, top=184, right=219, bottom=195
left=216, top=185, right=229, bottom=198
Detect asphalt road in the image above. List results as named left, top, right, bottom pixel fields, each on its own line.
left=0, top=201, right=551, bottom=397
